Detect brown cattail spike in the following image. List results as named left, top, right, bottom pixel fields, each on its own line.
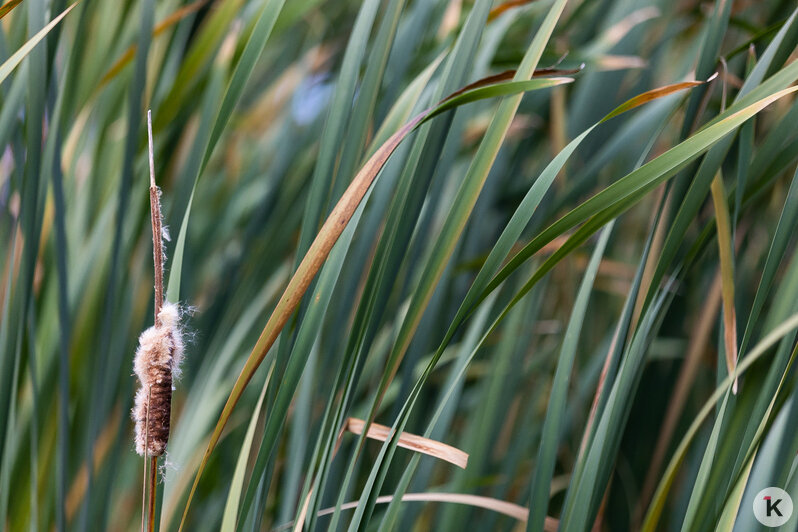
left=133, top=303, right=183, bottom=456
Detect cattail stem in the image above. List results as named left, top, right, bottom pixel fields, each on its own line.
left=148, top=457, right=157, bottom=532
left=141, top=387, right=151, bottom=532
left=145, top=109, right=162, bottom=532
left=148, top=110, right=163, bottom=324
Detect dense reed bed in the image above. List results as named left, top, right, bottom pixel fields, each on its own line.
left=1, top=0, right=798, bottom=530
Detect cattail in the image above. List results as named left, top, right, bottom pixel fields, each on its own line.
left=133, top=302, right=184, bottom=456
left=133, top=109, right=184, bottom=459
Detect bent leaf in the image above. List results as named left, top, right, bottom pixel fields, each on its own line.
left=710, top=170, right=738, bottom=393
left=290, top=492, right=554, bottom=528
left=344, top=418, right=468, bottom=469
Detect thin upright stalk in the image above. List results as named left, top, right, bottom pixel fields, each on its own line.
left=148, top=109, right=163, bottom=324
left=145, top=109, right=163, bottom=532
left=141, top=389, right=150, bottom=532
left=148, top=458, right=157, bottom=532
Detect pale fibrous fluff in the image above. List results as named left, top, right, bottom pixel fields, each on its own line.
left=133, top=302, right=184, bottom=456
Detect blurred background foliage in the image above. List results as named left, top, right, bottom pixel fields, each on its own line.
left=1, top=0, right=798, bottom=530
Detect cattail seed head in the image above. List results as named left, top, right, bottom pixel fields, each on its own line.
left=133, top=303, right=184, bottom=456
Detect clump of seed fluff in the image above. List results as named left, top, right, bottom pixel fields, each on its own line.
left=133, top=303, right=184, bottom=456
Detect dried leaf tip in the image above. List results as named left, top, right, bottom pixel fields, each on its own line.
left=133, top=303, right=184, bottom=456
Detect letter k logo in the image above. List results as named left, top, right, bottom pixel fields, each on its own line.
left=754, top=487, right=792, bottom=526
left=764, top=496, right=783, bottom=517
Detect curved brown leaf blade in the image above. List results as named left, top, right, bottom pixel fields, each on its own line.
left=177, top=74, right=572, bottom=530
left=710, top=171, right=738, bottom=392
left=178, top=114, right=424, bottom=532
left=344, top=418, right=468, bottom=469
left=0, top=0, right=23, bottom=20
left=429, top=77, right=572, bottom=120
left=442, top=66, right=582, bottom=102
left=600, top=78, right=713, bottom=123
left=488, top=0, right=540, bottom=21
